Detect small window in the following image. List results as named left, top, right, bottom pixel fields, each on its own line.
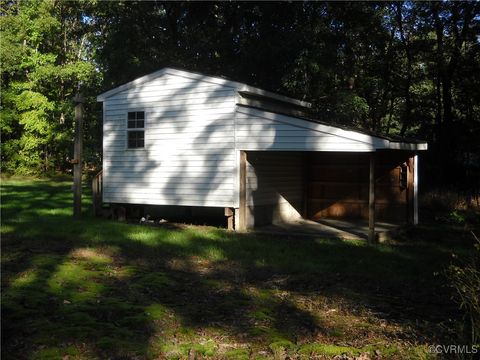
left=127, top=111, right=145, bottom=149
left=128, top=131, right=144, bottom=149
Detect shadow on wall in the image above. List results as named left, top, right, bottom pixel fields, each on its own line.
left=102, top=73, right=415, bottom=229
left=247, top=151, right=305, bottom=228
left=103, top=74, right=239, bottom=226
left=246, top=150, right=414, bottom=228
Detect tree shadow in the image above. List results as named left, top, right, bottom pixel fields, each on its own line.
left=2, top=181, right=330, bottom=358
left=2, top=177, right=459, bottom=358
left=0, top=68, right=452, bottom=358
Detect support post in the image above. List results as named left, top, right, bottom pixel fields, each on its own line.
left=406, top=156, right=415, bottom=224
left=302, top=153, right=310, bottom=218
left=368, top=152, right=376, bottom=243
left=73, top=93, right=85, bottom=218
left=225, top=207, right=234, bottom=230
left=413, top=154, right=418, bottom=225
left=239, top=150, right=247, bottom=231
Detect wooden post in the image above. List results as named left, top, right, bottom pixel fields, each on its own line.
left=239, top=150, right=247, bottom=231
left=368, top=152, right=376, bottom=243
left=406, top=156, right=415, bottom=224
left=302, top=153, right=310, bottom=218
left=73, top=93, right=85, bottom=218
left=413, top=154, right=418, bottom=225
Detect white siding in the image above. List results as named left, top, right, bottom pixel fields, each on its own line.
left=235, top=107, right=387, bottom=151
left=246, top=152, right=304, bottom=227
left=102, top=73, right=237, bottom=207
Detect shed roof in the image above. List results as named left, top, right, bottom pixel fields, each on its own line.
left=236, top=106, right=427, bottom=151
left=238, top=104, right=427, bottom=147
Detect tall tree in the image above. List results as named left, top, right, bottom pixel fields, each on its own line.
left=0, top=0, right=99, bottom=174
left=1, top=1, right=479, bottom=190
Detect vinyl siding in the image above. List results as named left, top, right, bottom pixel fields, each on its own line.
left=235, top=107, right=386, bottom=151
left=102, top=72, right=237, bottom=207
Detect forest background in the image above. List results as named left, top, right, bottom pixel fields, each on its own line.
left=1, top=0, right=479, bottom=196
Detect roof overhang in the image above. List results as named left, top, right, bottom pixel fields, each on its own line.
left=238, top=86, right=311, bottom=108
left=384, top=141, right=428, bottom=151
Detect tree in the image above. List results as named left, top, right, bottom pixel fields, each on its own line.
left=0, top=0, right=99, bottom=174
left=1, top=1, right=479, bottom=191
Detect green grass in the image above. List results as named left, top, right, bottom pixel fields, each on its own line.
left=1, top=178, right=470, bottom=359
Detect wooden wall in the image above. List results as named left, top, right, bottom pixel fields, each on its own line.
left=245, top=151, right=304, bottom=227
left=307, top=151, right=414, bottom=222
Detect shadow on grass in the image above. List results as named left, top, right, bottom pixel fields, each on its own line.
left=1, top=180, right=460, bottom=359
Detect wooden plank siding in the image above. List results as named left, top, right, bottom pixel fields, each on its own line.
left=102, top=72, right=238, bottom=208
left=307, top=151, right=414, bottom=222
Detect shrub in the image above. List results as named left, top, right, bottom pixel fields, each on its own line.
left=447, top=232, right=480, bottom=345
left=421, top=190, right=479, bottom=212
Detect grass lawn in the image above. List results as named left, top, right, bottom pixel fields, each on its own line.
left=1, top=178, right=473, bottom=359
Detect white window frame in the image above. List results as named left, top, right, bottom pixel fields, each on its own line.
left=126, top=110, right=145, bottom=150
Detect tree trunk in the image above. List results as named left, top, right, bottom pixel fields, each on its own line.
left=435, top=71, right=442, bottom=137
left=396, top=3, right=413, bottom=136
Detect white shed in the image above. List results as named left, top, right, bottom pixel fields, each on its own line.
left=97, top=67, right=427, bottom=237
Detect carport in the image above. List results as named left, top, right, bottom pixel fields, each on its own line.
left=234, top=106, right=428, bottom=241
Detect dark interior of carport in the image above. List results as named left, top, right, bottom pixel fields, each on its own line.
left=242, top=150, right=417, bottom=238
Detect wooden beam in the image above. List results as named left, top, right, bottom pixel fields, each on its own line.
left=368, top=152, right=376, bottom=243
left=239, top=151, right=247, bottom=231
left=73, top=93, right=85, bottom=218
left=413, top=154, right=419, bottom=225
